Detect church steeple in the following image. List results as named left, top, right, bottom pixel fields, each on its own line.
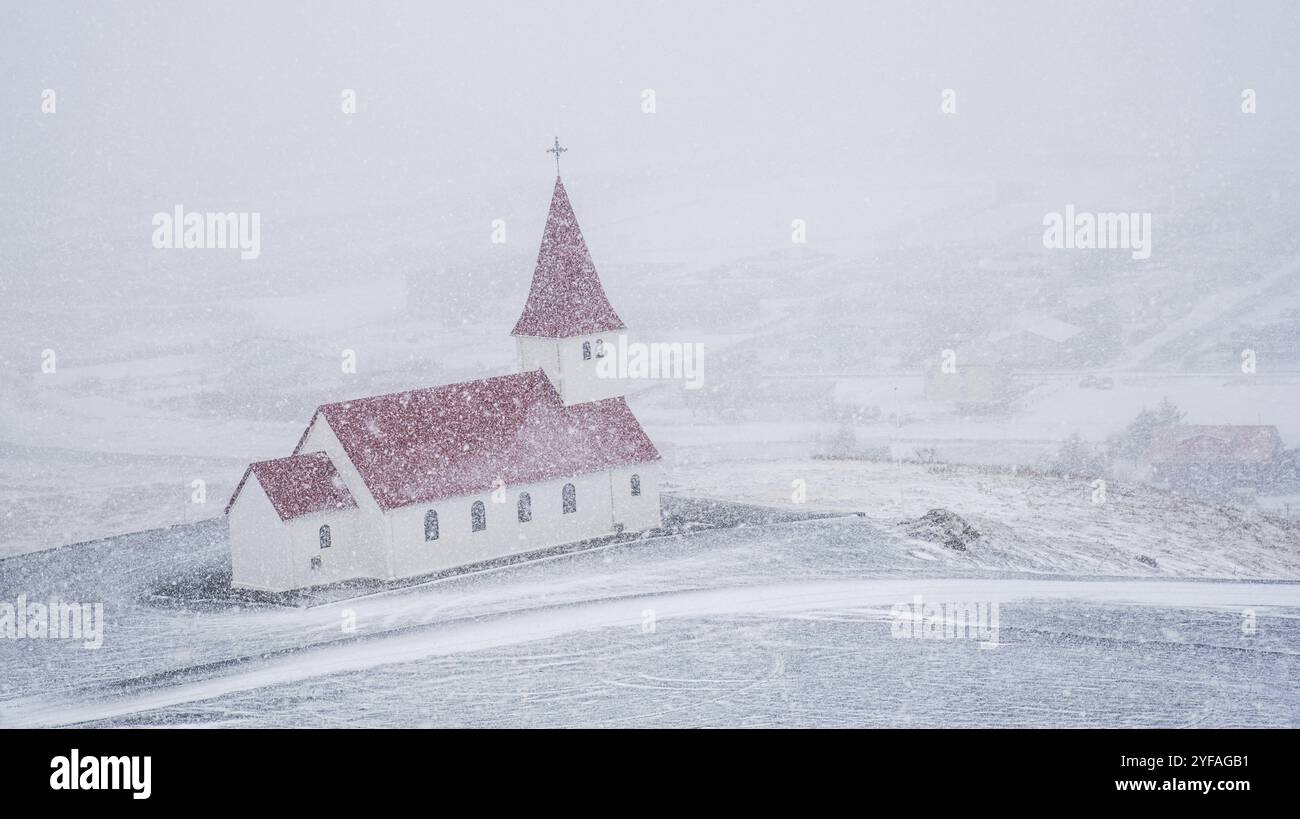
left=511, top=175, right=625, bottom=339
left=513, top=161, right=629, bottom=406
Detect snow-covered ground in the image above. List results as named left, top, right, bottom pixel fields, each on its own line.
left=668, top=458, right=1300, bottom=578
left=2, top=487, right=1297, bottom=727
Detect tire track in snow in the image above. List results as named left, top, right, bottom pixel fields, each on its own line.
left=3, top=577, right=1298, bottom=727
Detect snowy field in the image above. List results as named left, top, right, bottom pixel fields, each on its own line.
left=2, top=491, right=1297, bottom=728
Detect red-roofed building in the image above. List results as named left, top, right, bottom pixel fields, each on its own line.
left=228, top=452, right=357, bottom=521
left=226, top=174, right=661, bottom=592
left=1149, top=424, right=1285, bottom=495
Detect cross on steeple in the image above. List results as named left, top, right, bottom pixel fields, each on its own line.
left=546, top=137, right=567, bottom=176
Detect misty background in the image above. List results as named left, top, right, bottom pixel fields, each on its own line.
left=3, top=0, right=1300, bottom=553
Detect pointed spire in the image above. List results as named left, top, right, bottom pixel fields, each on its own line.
left=511, top=178, right=626, bottom=338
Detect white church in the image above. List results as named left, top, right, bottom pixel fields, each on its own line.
left=224, top=169, right=663, bottom=592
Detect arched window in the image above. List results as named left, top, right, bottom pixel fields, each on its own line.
left=630, top=474, right=641, bottom=497
left=562, top=483, right=577, bottom=514
left=517, top=492, right=532, bottom=523
left=595, top=339, right=607, bottom=358
left=471, top=501, right=487, bottom=532
left=319, top=524, right=332, bottom=549
left=582, top=342, right=592, bottom=361
left=424, top=509, right=439, bottom=541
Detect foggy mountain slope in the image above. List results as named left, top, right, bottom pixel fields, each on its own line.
left=1111, top=254, right=1300, bottom=371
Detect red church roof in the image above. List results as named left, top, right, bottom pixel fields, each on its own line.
left=511, top=177, right=626, bottom=338
left=226, top=451, right=357, bottom=520
left=297, top=370, right=658, bottom=511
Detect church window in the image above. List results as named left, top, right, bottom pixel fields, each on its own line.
left=562, top=483, right=577, bottom=514
left=582, top=342, right=592, bottom=361
left=319, top=524, right=332, bottom=549
left=631, top=474, right=641, bottom=496
left=424, top=509, right=439, bottom=541
left=471, top=501, right=487, bottom=532
left=518, top=492, right=532, bottom=523
left=595, top=339, right=606, bottom=358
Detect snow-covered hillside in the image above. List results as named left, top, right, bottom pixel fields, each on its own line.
left=2, top=495, right=1297, bottom=728
left=669, top=459, right=1300, bottom=579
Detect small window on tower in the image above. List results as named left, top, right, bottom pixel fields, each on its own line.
left=582, top=342, right=592, bottom=361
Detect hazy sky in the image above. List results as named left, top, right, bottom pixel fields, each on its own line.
left=2, top=1, right=1298, bottom=310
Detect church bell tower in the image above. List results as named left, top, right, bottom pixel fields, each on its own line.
left=512, top=141, right=628, bottom=406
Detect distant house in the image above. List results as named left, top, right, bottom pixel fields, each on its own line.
left=922, top=345, right=1012, bottom=408
left=924, top=364, right=1011, bottom=407
left=1148, top=425, right=1285, bottom=494
left=986, top=313, right=1083, bottom=368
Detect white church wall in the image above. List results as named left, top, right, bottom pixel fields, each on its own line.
left=516, top=336, right=560, bottom=386
left=561, top=333, right=628, bottom=405
left=517, top=333, right=627, bottom=406
left=283, top=507, right=368, bottom=589
left=609, top=461, right=663, bottom=533
left=229, top=477, right=292, bottom=591
left=228, top=476, right=375, bottom=592
left=385, top=470, right=619, bottom=579
left=298, top=415, right=393, bottom=577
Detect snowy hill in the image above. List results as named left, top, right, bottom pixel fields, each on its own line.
left=2, top=491, right=1297, bottom=728
left=669, top=458, right=1300, bottom=579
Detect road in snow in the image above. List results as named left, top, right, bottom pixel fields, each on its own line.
left=5, top=576, right=1299, bottom=727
